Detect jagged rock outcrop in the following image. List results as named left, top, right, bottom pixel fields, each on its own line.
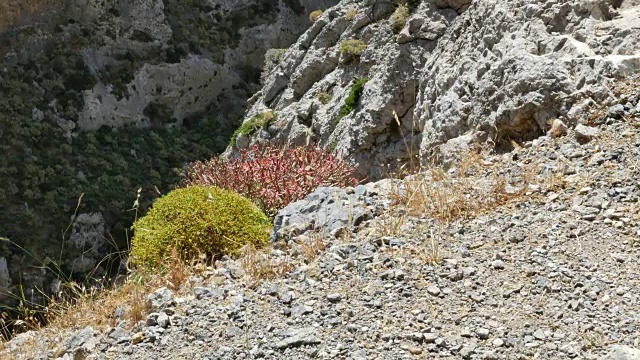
left=234, top=0, right=640, bottom=179
left=2, top=0, right=340, bottom=130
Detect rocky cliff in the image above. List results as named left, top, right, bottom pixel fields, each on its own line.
left=0, top=0, right=338, bottom=306
left=234, top=0, right=640, bottom=179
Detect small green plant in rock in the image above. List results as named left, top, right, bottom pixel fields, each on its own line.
left=340, top=39, right=367, bottom=62
left=335, top=78, right=369, bottom=125
left=273, top=49, right=287, bottom=62
left=263, top=48, right=287, bottom=67
left=317, top=91, right=332, bottom=105
left=391, top=1, right=410, bottom=33
left=130, top=186, right=271, bottom=267
left=261, top=49, right=287, bottom=83
left=328, top=137, right=339, bottom=153
left=230, top=111, right=275, bottom=147
left=309, top=9, right=324, bottom=22
left=345, top=8, right=358, bottom=21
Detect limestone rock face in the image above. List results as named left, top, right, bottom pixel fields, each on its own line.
left=67, top=213, right=107, bottom=274
left=2, top=0, right=341, bottom=131
left=235, top=0, right=640, bottom=179
left=72, top=0, right=341, bottom=130
left=78, top=55, right=233, bottom=131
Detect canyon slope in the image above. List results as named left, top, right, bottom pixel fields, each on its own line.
left=0, top=0, right=338, bottom=306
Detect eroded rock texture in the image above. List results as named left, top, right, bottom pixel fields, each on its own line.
left=237, top=0, right=640, bottom=179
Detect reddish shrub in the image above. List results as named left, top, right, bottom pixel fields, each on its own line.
left=185, top=144, right=358, bottom=218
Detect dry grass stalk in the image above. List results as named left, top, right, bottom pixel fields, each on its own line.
left=165, top=248, right=189, bottom=291
left=395, top=148, right=532, bottom=223
left=378, top=224, right=442, bottom=266
left=297, top=235, right=327, bottom=264
left=239, top=244, right=295, bottom=288
left=426, top=228, right=442, bottom=265
left=374, top=213, right=407, bottom=237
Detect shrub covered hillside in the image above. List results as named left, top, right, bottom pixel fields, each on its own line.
left=0, top=0, right=340, bottom=309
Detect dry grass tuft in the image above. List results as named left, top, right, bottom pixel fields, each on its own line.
left=390, top=1, right=410, bottom=33
left=395, top=148, right=532, bottom=223
left=309, top=9, right=324, bottom=23
left=295, top=235, right=327, bottom=264
left=0, top=273, right=154, bottom=356
left=0, top=249, right=206, bottom=357
left=238, top=244, right=295, bottom=288
left=238, top=234, right=327, bottom=287
left=345, top=8, right=358, bottom=21
left=37, top=250, right=203, bottom=333
left=422, top=227, right=443, bottom=266
left=373, top=212, right=407, bottom=237
left=164, top=248, right=191, bottom=291
left=377, top=222, right=443, bottom=266
left=1, top=232, right=319, bottom=355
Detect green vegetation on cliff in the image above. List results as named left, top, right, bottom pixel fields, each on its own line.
left=0, top=36, right=226, bottom=274
left=335, top=78, right=369, bottom=124
left=163, top=0, right=279, bottom=65
left=230, top=111, right=275, bottom=147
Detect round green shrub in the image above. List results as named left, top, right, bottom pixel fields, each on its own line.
left=130, top=186, right=271, bottom=267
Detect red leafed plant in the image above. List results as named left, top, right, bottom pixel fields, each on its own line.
left=184, top=144, right=359, bottom=218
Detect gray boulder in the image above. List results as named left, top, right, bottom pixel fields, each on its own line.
left=146, top=287, right=175, bottom=311
left=57, top=326, right=98, bottom=359
left=0, top=257, right=11, bottom=291
left=575, top=124, right=599, bottom=143
left=67, top=212, right=106, bottom=274
left=271, top=185, right=375, bottom=241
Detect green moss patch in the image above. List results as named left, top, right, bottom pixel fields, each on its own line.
left=230, top=111, right=275, bottom=147
left=335, top=78, right=369, bottom=125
